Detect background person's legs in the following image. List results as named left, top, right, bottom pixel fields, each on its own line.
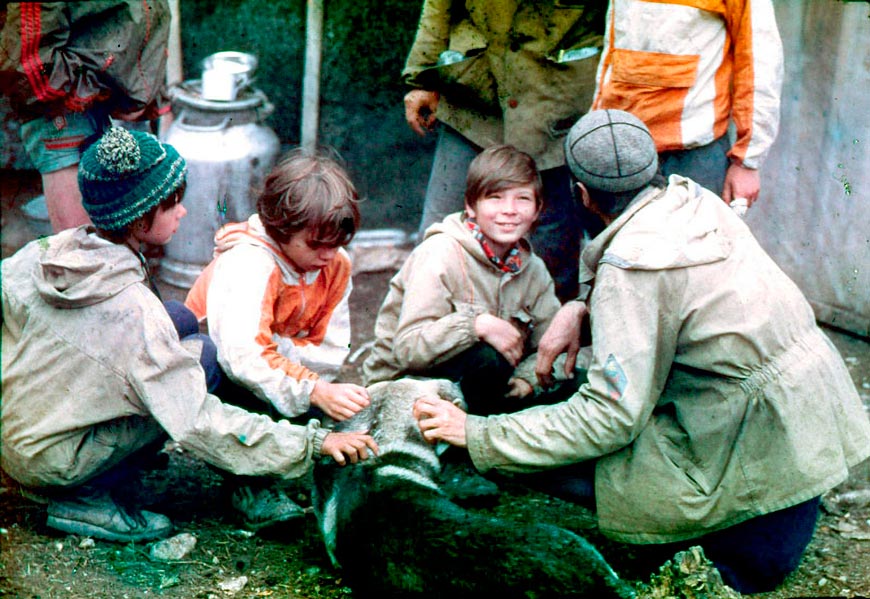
left=658, top=135, right=730, bottom=199
left=415, top=124, right=479, bottom=240
left=20, top=110, right=111, bottom=232
left=533, top=165, right=605, bottom=303
left=41, top=165, right=91, bottom=231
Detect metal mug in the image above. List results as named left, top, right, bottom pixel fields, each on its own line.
left=200, top=51, right=257, bottom=101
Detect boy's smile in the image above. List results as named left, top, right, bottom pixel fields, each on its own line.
left=466, top=184, right=539, bottom=258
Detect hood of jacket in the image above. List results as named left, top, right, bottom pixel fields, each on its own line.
left=212, top=214, right=320, bottom=284
left=580, top=175, right=735, bottom=282
left=31, top=226, right=146, bottom=308
left=422, top=211, right=536, bottom=274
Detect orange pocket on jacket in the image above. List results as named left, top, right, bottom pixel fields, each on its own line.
left=599, top=49, right=700, bottom=150
left=611, top=48, right=699, bottom=88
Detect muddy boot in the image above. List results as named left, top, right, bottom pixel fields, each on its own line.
left=437, top=448, right=500, bottom=507
left=229, top=481, right=306, bottom=531
left=46, top=485, right=172, bottom=542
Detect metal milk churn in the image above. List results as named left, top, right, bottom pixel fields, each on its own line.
left=159, top=56, right=280, bottom=288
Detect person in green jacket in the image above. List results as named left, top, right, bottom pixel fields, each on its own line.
left=414, top=109, right=870, bottom=594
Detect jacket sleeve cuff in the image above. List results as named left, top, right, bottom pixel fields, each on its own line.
left=465, top=414, right=494, bottom=472
left=456, top=302, right=486, bottom=341
left=310, top=421, right=330, bottom=457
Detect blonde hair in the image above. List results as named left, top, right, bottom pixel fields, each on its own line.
left=257, top=147, right=360, bottom=246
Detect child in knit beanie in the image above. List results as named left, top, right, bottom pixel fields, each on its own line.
left=0, top=127, right=377, bottom=544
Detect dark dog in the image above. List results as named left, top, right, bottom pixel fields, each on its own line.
left=312, top=378, right=635, bottom=599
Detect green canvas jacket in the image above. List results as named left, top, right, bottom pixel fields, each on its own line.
left=467, top=176, right=870, bottom=543
left=403, top=0, right=604, bottom=170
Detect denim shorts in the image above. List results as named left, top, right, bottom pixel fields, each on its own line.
left=19, top=108, right=111, bottom=174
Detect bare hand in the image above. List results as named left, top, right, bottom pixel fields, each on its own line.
left=535, top=301, right=586, bottom=388
left=505, top=377, right=534, bottom=399
left=414, top=397, right=468, bottom=447
left=475, top=313, right=524, bottom=366
left=404, top=89, right=440, bottom=136
left=321, top=431, right=379, bottom=465
left=721, top=163, right=760, bottom=208
left=310, top=381, right=370, bottom=421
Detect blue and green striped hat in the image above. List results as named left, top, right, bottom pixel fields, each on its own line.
left=78, top=127, right=187, bottom=230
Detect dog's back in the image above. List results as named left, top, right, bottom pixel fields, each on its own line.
left=312, top=378, right=635, bottom=599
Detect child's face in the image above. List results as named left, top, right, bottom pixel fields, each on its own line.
left=137, top=202, right=187, bottom=246
left=466, top=184, right=539, bottom=257
left=279, top=230, right=341, bottom=273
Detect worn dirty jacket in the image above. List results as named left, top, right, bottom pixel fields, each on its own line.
left=591, top=0, right=783, bottom=169
left=185, top=215, right=353, bottom=418
left=403, top=0, right=605, bottom=170
left=466, top=176, right=870, bottom=544
left=1, top=228, right=328, bottom=488
left=362, top=212, right=561, bottom=386
left=0, top=1, right=172, bottom=122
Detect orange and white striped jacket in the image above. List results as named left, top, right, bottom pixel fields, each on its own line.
left=185, top=215, right=353, bottom=418
left=591, top=0, right=783, bottom=169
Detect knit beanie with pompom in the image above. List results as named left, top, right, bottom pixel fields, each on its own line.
left=78, top=127, right=187, bottom=231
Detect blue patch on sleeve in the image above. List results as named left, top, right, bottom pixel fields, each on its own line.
left=603, top=354, right=628, bottom=401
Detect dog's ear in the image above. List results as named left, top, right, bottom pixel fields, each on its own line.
left=433, top=378, right=466, bottom=410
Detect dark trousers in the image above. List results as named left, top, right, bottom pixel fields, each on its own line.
left=421, top=342, right=581, bottom=416
left=631, top=497, right=821, bottom=594
left=531, top=164, right=605, bottom=302
left=658, top=134, right=731, bottom=198
left=164, top=300, right=221, bottom=393
left=523, top=459, right=820, bottom=594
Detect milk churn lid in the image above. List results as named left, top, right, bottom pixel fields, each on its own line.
left=171, top=80, right=268, bottom=113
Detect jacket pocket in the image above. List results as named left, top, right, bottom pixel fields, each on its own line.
left=598, top=49, right=700, bottom=148
left=610, top=48, right=698, bottom=88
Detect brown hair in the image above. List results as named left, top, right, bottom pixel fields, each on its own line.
left=464, top=145, right=543, bottom=210
left=257, top=147, right=360, bottom=247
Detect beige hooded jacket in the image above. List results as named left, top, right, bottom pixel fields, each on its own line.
left=362, top=212, right=561, bottom=387
left=466, top=176, right=870, bottom=543
left=1, top=228, right=328, bottom=489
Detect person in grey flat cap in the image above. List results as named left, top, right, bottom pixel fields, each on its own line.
left=414, top=109, right=870, bottom=594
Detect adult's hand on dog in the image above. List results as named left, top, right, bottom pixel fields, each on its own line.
left=311, top=381, right=371, bottom=421
left=536, top=301, right=586, bottom=388
left=322, top=431, right=379, bottom=465
left=414, top=397, right=468, bottom=447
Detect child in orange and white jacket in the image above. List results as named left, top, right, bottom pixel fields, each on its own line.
left=186, top=148, right=370, bottom=423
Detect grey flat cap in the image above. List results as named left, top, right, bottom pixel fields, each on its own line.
left=565, top=109, right=658, bottom=193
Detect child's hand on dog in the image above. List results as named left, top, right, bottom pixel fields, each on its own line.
left=322, top=432, right=379, bottom=465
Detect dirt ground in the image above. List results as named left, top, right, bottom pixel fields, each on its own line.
left=2, top=172, right=870, bottom=599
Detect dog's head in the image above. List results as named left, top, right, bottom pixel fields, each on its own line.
left=336, top=377, right=463, bottom=449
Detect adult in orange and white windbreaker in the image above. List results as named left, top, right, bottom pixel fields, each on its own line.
left=185, top=213, right=356, bottom=420
left=591, top=0, right=784, bottom=210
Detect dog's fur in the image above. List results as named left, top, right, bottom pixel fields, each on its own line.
left=312, top=378, right=635, bottom=599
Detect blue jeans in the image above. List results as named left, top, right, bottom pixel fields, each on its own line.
left=522, top=460, right=820, bottom=593
left=416, top=124, right=604, bottom=302
left=163, top=300, right=221, bottom=393
left=658, top=134, right=731, bottom=198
